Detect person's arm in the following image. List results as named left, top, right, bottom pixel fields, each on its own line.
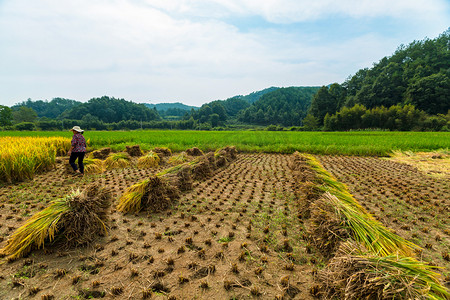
left=68, top=135, right=76, bottom=155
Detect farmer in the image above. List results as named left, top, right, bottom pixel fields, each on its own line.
left=68, top=126, right=86, bottom=175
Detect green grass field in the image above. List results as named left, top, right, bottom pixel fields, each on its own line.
left=0, top=130, right=448, bottom=156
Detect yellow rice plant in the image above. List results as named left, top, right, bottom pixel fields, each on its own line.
left=137, top=151, right=160, bottom=169
left=300, top=153, right=419, bottom=257
left=0, top=137, right=71, bottom=183
left=83, top=158, right=105, bottom=174
left=104, top=152, right=131, bottom=169
left=0, top=191, right=77, bottom=259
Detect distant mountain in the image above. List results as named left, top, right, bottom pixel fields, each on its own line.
left=143, top=102, right=198, bottom=111
left=61, top=96, right=159, bottom=123
left=12, top=98, right=81, bottom=119
left=237, top=86, right=321, bottom=126
left=232, top=87, right=279, bottom=104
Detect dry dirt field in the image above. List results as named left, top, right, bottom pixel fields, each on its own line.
left=0, top=152, right=448, bottom=299
left=0, top=153, right=317, bottom=299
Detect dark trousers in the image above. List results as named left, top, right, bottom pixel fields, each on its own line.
left=69, top=152, right=85, bottom=173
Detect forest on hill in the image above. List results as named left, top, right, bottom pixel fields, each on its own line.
left=307, top=29, right=450, bottom=131
left=0, top=29, right=448, bottom=131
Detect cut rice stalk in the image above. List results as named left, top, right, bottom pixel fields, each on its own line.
left=116, top=176, right=178, bottom=214
left=83, top=158, right=105, bottom=174
left=297, top=152, right=420, bottom=257
left=168, top=152, right=188, bottom=165
left=116, top=179, right=151, bottom=213
left=0, top=191, right=76, bottom=259
left=319, top=245, right=449, bottom=300
left=137, top=151, right=160, bottom=169
left=0, top=184, right=111, bottom=259
left=105, top=152, right=131, bottom=169
left=323, top=192, right=419, bottom=257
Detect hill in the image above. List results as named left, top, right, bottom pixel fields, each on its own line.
left=309, top=28, right=450, bottom=127
left=12, top=98, right=81, bottom=119
left=143, top=102, right=198, bottom=111
left=233, top=86, right=279, bottom=104
left=60, top=96, right=160, bottom=123
left=237, top=87, right=321, bottom=126
left=184, top=86, right=319, bottom=128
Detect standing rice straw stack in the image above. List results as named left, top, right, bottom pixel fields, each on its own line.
left=137, top=151, right=160, bottom=169
left=83, top=158, right=105, bottom=174
left=105, top=152, right=131, bottom=169
left=0, top=184, right=111, bottom=259
left=116, top=176, right=179, bottom=213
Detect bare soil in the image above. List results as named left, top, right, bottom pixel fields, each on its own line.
left=0, top=154, right=316, bottom=299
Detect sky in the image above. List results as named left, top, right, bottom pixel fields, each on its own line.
left=0, top=0, right=449, bottom=107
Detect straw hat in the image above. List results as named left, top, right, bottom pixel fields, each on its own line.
left=71, top=126, right=84, bottom=133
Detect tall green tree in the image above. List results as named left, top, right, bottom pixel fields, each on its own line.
left=302, top=114, right=319, bottom=131
left=0, top=105, right=12, bottom=126
left=309, top=86, right=338, bottom=124
left=406, top=72, right=450, bottom=114
left=13, top=98, right=80, bottom=119
left=12, top=106, right=38, bottom=123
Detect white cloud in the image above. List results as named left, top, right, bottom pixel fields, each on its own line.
left=0, top=0, right=448, bottom=106
left=148, top=0, right=449, bottom=24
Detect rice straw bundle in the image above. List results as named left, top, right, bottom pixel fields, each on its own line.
left=0, top=185, right=111, bottom=259
left=137, top=151, right=160, bottom=169
left=83, top=158, right=105, bottom=174
left=186, top=147, right=204, bottom=156
left=168, top=152, right=188, bottom=165
left=105, top=152, right=131, bottom=169
left=318, top=245, right=449, bottom=299
left=0, top=196, right=70, bottom=259
left=153, top=147, right=172, bottom=157
left=117, top=176, right=179, bottom=213
left=322, top=192, right=418, bottom=257
left=116, top=179, right=151, bottom=213
left=294, top=152, right=419, bottom=257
